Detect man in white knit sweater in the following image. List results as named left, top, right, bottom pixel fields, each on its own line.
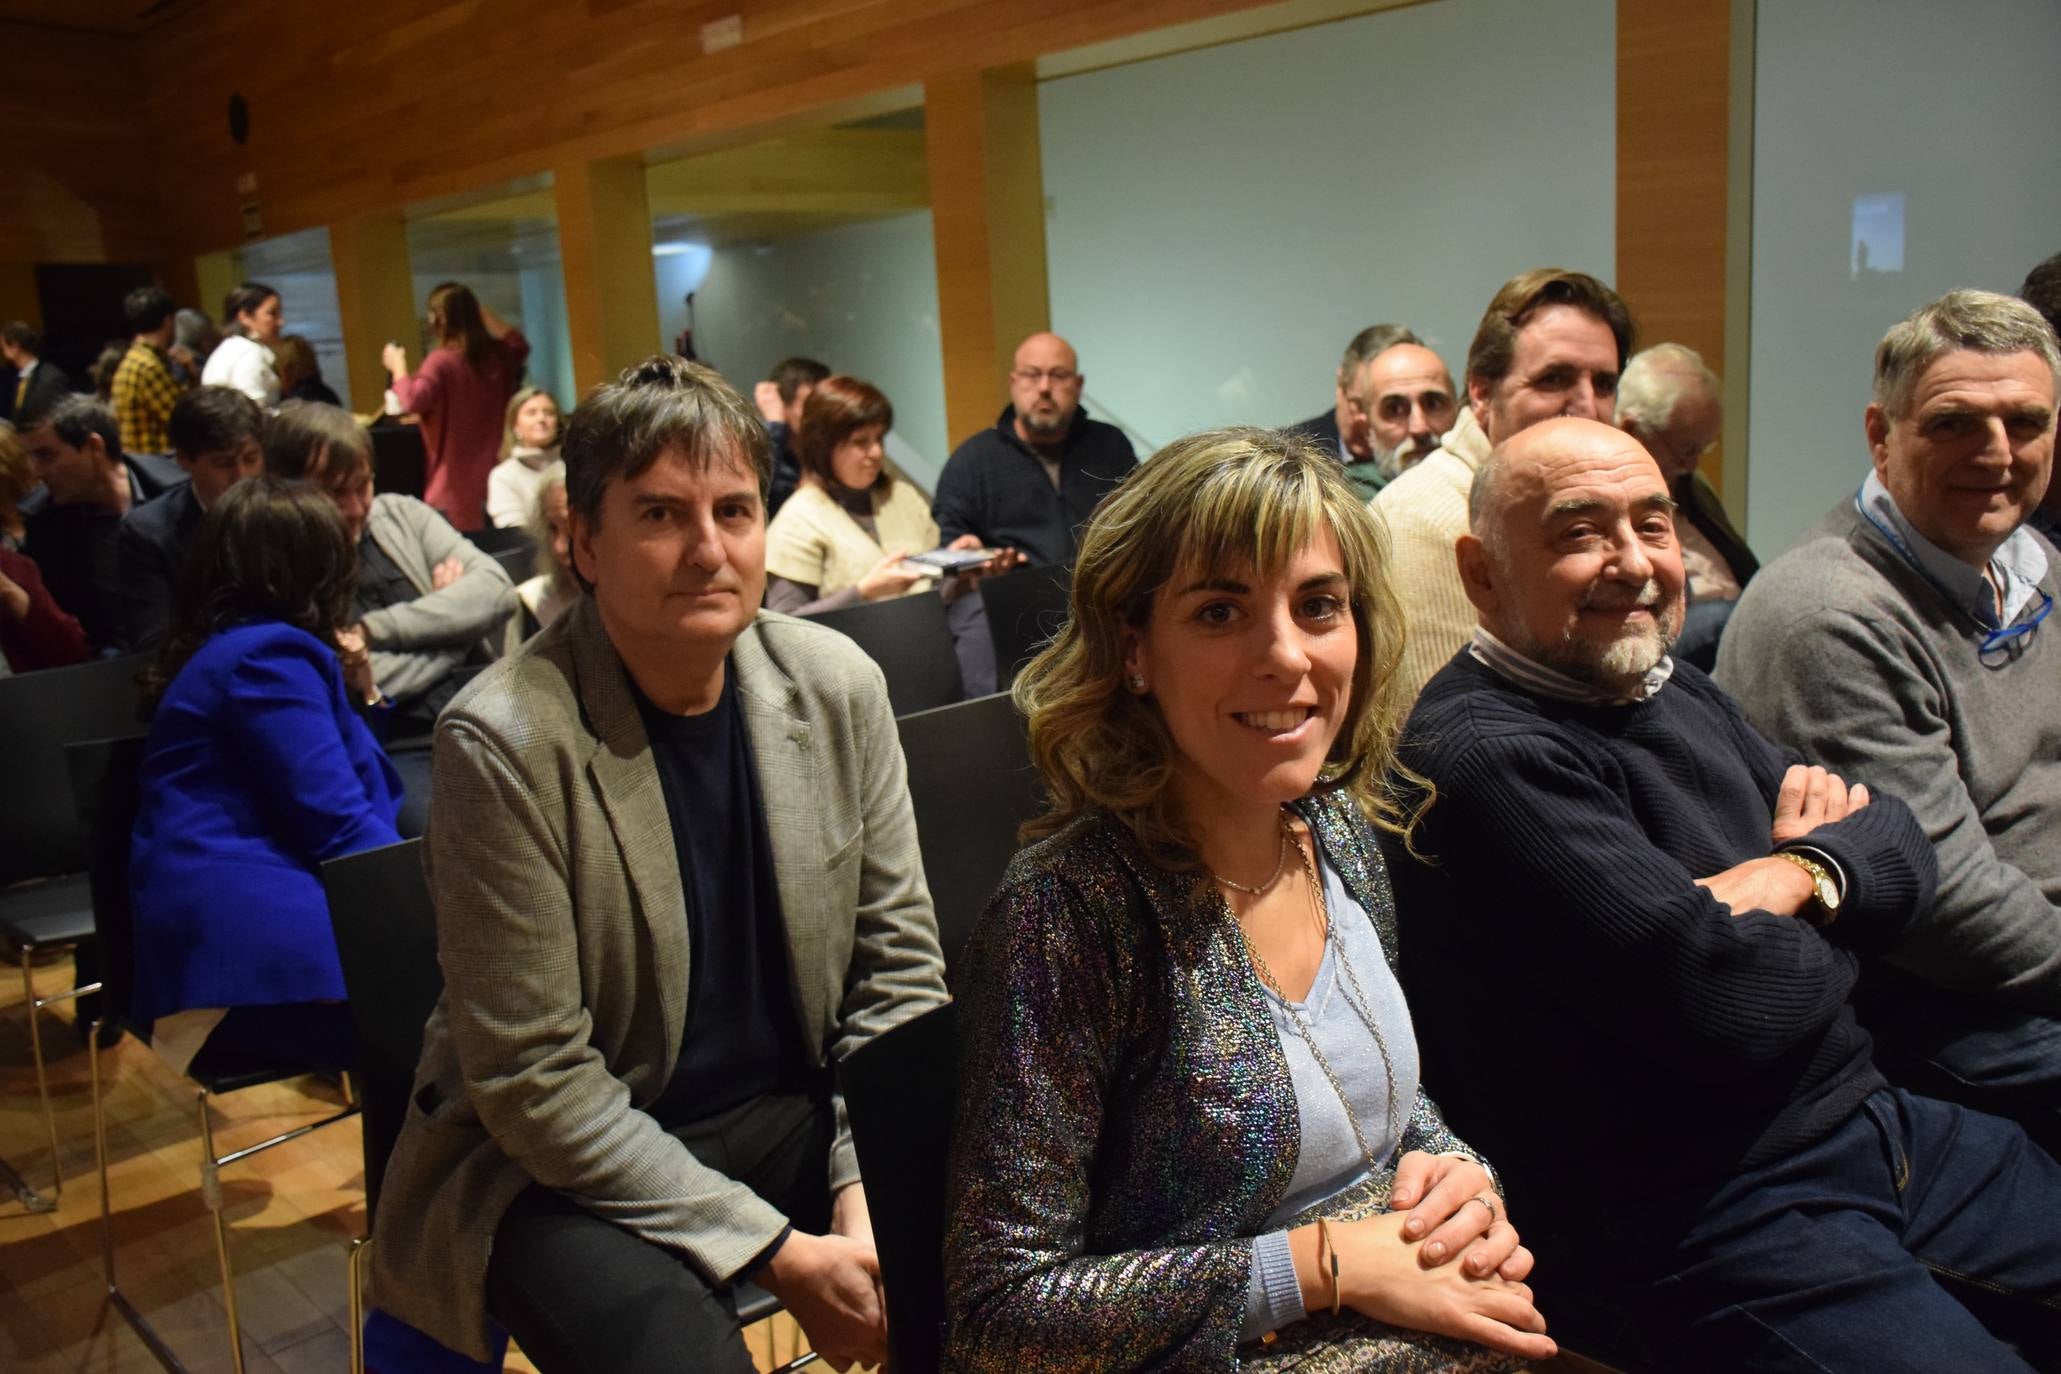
left=1374, top=269, right=1635, bottom=707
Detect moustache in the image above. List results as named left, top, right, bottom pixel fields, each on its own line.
left=1580, top=580, right=1664, bottom=613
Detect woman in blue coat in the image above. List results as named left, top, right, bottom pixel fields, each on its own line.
left=131, top=475, right=403, bottom=1074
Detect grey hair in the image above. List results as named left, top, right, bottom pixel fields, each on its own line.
left=1616, top=343, right=1719, bottom=432
left=1337, top=323, right=1421, bottom=388
left=1874, top=289, right=2061, bottom=420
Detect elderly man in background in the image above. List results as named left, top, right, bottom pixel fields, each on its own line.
left=1390, top=413, right=2061, bottom=1372
left=1337, top=338, right=1458, bottom=500
left=1373, top=268, right=1635, bottom=707
left=1615, top=343, right=1757, bottom=667
left=1718, top=289, right=2061, bottom=1160
left=1288, top=324, right=1417, bottom=472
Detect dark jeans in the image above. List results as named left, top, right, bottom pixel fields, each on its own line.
left=484, top=1084, right=837, bottom=1374
left=1858, top=965, right=2061, bottom=1163
left=1543, top=1089, right=2061, bottom=1373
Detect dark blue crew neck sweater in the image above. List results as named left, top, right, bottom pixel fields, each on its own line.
left=1385, top=654, right=1936, bottom=1244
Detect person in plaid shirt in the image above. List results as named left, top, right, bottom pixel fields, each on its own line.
left=111, top=286, right=192, bottom=455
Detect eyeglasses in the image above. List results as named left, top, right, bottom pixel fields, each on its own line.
left=1979, top=588, right=2052, bottom=661
left=1011, top=367, right=1078, bottom=387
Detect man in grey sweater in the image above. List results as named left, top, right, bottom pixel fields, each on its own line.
left=1718, top=289, right=2060, bottom=1157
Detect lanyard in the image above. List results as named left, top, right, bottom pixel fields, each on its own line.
left=1853, top=489, right=2051, bottom=662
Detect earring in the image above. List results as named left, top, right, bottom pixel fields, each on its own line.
left=1127, top=673, right=1147, bottom=693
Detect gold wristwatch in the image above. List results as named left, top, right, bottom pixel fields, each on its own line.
left=1775, top=850, right=1841, bottom=926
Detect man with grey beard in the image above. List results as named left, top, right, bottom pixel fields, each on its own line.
left=1383, top=417, right=2061, bottom=1371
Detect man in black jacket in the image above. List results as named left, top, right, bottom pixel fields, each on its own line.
left=19, top=394, right=185, bottom=652
left=931, top=332, right=1134, bottom=569
left=3, top=322, right=72, bottom=423
left=1387, top=416, right=2061, bottom=1372
left=114, top=385, right=264, bottom=651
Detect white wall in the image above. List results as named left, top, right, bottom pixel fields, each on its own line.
left=1747, top=0, right=2061, bottom=557
left=1037, top=0, right=1616, bottom=454
left=671, top=212, right=950, bottom=489
left=238, top=227, right=352, bottom=409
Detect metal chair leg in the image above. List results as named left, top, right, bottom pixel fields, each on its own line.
left=94, top=1017, right=193, bottom=1373
left=194, top=1089, right=247, bottom=1374
left=6, top=947, right=60, bottom=1211
left=347, top=1234, right=370, bottom=1374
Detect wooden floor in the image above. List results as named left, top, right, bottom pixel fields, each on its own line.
left=0, top=950, right=817, bottom=1373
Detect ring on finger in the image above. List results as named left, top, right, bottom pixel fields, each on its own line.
left=1470, top=1192, right=1498, bottom=1222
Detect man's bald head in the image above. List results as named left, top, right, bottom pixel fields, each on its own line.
left=1351, top=343, right=1457, bottom=476
left=1458, top=418, right=1686, bottom=695
left=1010, top=331, right=1085, bottom=445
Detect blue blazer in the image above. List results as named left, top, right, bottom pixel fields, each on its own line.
left=130, top=620, right=404, bottom=1020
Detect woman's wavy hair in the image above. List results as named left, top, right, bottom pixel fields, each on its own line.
left=142, top=476, right=356, bottom=709
left=426, top=282, right=493, bottom=371
left=1014, top=425, right=1431, bottom=869
left=220, top=282, right=279, bottom=339
left=500, top=385, right=559, bottom=460
left=796, top=375, right=894, bottom=492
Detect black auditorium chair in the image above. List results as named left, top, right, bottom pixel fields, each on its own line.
left=978, top=563, right=1070, bottom=689
left=839, top=1001, right=959, bottom=1374
left=895, top=691, right=1042, bottom=975
left=368, top=421, right=427, bottom=501
left=69, top=734, right=361, bottom=1374
left=0, top=653, right=149, bottom=1211
left=807, top=593, right=963, bottom=716
left=320, top=841, right=813, bottom=1374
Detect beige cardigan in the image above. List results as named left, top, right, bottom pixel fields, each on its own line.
left=764, top=476, right=941, bottom=598
left=1369, top=407, right=1492, bottom=710
left=370, top=595, right=949, bottom=1358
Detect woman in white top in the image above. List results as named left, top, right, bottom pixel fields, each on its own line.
left=485, top=387, right=563, bottom=529
left=201, top=282, right=284, bottom=408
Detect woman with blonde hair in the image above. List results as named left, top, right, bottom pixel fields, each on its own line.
left=945, top=427, right=1555, bottom=1372
left=382, top=282, right=530, bottom=531
left=485, top=386, right=562, bottom=530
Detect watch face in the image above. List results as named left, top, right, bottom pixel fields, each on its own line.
left=1815, top=874, right=1840, bottom=910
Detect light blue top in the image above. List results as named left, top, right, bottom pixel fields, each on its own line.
left=1242, top=850, right=1421, bottom=1339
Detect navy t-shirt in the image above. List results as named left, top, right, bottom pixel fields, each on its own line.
left=632, top=660, right=809, bottom=1126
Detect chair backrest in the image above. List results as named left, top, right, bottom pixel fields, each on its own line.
left=3, top=655, right=150, bottom=885
left=466, top=524, right=535, bottom=557
left=838, top=1001, right=959, bottom=1374
left=489, top=541, right=537, bottom=585
left=320, top=838, right=440, bottom=1218
left=978, top=564, right=1071, bottom=690
left=369, top=423, right=427, bottom=501
left=895, top=693, right=1043, bottom=976
left=807, top=593, right=963, bottom=716
left=62, top=735, right=148, bottom=1030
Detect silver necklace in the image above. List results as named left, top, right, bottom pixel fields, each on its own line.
left=1231, top=827, right=1400, bottom=1174
left=1207, top=811, right=1295, bottom=895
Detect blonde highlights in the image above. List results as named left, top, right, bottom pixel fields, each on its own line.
left=1014, top=425, right=1429, bottom=868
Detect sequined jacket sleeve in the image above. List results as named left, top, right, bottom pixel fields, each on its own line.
left=945, top=839, right=1259, bottom=1372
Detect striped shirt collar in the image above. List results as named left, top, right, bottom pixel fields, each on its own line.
left=1468, top=625, right=1674, bottom=707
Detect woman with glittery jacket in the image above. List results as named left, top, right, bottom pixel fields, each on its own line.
left=945, top=428, right=1557, bottom=1372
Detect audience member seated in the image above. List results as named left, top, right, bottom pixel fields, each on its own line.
left=1718, top=290, right=2061, bottom=1160
left=947, top=427, right=1554, bottom=1373
left=202, top=282, right=285, bottom=407
left=932, top=331, right=1136, bottom=569
left=2, top=321, right=71, bottom=424
left=1388, top=415, right=2061, bottom=1371
left=1288, top=323, right=1417, bottom=469
left=514, top=473, right=575, bottom=635
left=116, top=385, right=265, bottom=652
left=2019, top=249, right=2061, bottom=543
left=272, top=333, right=342, bottom=406
left=363, top=356, right=948, bottom=1374
left=1373, top=268, right=1635, bottom=709
left=109, top=286, right=191, bottom=457
left=383, top=281, right=530, bottom=531
left=484, top=385, right=562, bottom=529
left=1348, top=340, right=1460, bottom=499
left=262, top=401, right=515, bottom=834
left=1617, top=342, right=1755, bottom=668
left=19, top=395, right=186, bottom=652
left=129, top=475, right=401, bottom=1076
left=0, top=544, right=89, bottom=672
left=0, top=421, right=30, bottom=548
left=753, top=355, right=829, bottom=517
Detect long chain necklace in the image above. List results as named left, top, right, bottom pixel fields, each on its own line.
left=1227, top=816, right=1401, bottom=1173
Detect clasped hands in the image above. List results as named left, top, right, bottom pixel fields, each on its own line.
left=754, top=1182, right=888, bottom=1371
left=1288, top=1150, right=1556, bottom=1361
left=1696, top=764, right=1869, bottom=919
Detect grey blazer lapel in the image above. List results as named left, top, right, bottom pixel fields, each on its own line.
left=567, top=599, right=690, bottom=1070
left=733, top=622, right=833, bottom=1040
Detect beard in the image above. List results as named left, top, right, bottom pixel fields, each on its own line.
left=1020, top=400, right=1076, bottom=441
left=1369, top=434, right=1439, bottom=481
left=1510, top=577, right=1684, bottom=694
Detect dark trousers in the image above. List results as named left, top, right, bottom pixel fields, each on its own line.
left=484, top=1084, right=837, bottom=1374
left=1545, top=1089, right=2061, bottom=1373
left=203, top=1002, right=356, bottom=1073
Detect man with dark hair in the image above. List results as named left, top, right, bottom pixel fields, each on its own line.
left=2, top=321, right=72, bottom=424
left=364, top=355, right=947, bottom=1373
left=1288, top=322, right=1422, bottom=465
left=110, top=286, right=193, bottom=458
left=752, top=356, right=830, bottom=516
left=19, top=394, right=185, bottom=651
left=114, top=385, right=265, bottom=651
left=1391, top=414, right=2061, bottom=1371
left=1372, top=267, right=1635, bottom=706
left=932, top=330, right=1137, bottom=569
left=2019, top=249, right=2061, bottom=541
